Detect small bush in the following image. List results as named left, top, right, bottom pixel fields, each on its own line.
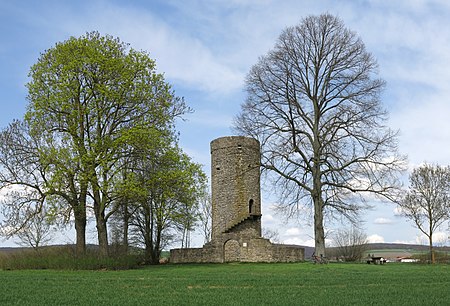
left=0, top=245, right=144, bottom=270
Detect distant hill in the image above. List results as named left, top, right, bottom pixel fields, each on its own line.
left=365, top=243, right=450, bottom=251
left=300, top=243, right=450, bottom=259
left=0, top=247, right=24, bottom=253
left=2, top=242, right=448, bottom=259
left=0, top=244, right=98, bottom=254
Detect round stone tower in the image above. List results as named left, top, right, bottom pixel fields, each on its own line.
left=210, top=136, right=262, bottom=240
left=170, top=136, right=304, bottom=263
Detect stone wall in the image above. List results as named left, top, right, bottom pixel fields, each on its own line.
left=170, top=248, right=206, bottom=263
left=170, top=239, right=304, bottom=263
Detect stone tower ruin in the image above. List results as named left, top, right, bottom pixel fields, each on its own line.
left=170, top=136, right=304, bottom=263
left=211, top=136, right=262, bottom=241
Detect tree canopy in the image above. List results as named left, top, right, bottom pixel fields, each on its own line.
left=1, top=32, right=204, bottom=260
left=234, top=14, right=406, bottom=255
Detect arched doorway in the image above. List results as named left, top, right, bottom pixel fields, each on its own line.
left=224, top=239, right=240, bottom=262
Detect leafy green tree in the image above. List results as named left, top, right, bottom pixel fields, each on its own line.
left=25, top=32, right=189, bottom=256
left=125, top=136, right=206, bottom=264
left=234, top=14, right=406, bottom=256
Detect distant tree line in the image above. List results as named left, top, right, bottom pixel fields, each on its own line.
left=0, top=32, right=207, bottom=264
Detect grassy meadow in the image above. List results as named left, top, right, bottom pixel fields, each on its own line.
left=1, top=262, right=449, bottom=305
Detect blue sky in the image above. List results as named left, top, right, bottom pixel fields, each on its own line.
left=1, top=0, right=450, bottom=247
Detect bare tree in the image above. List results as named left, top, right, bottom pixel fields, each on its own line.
left=0, top=120, right=87, bottom=256
left=178, top=201, right=199, bottom=249
left=262, top=227, right=281, bottom=244
left=108, top=199, right=135, bottom=255
left=197, top=191, right=212, bottom=244
left=398, top=163, right=450, bottom=263
left=234, top=14, right=406, bottom=256
left=331, top=226, right=368, bottom=262
left=15, top=206, right=54, bottom=251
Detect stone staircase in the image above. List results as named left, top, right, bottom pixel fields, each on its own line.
left=223, top=213, right=261, bottom=233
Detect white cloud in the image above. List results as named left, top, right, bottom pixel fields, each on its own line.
left=262, top=214, right=274, bottom=223
left=184, top=109, right=235, bottom=129
left=415, top=231, right=449, bottom=246
left=43, top=1, right=450, bottom=173
left=393, top=206, right=404, bottom=216
left=283, top=237, right=315, bottom=247
left=346, top=1, right=450, bottom=169
left=57, top=2, right=245, bottom=94
left=280, top=226, right=332, bottom=247
left=390, top=100, right=450, bottom=166
left=284, top=227, right=301, bottom=236
left=367, top=234, right=385, bottom=243
left=374, top=217, right=394, bottom=225
left=393, top=239, right=414, bottom=245
left=4, top=0, right=450, bottom=248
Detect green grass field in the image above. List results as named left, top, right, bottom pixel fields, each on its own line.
left=1, top=263, right=449, bottom=305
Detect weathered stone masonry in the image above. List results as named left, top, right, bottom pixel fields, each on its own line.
left=170, top=136, right=304, bottom=263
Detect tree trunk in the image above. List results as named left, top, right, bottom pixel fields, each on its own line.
left=312, top=136, right=326, bottom=256
left=122, top=208, right=129, bottom=255
left=144, top=230, right=158, bottom=264
left=95, top=212, right=109, bottom=257
left=153, top=224, right=162, bottom=264
left=143, top=206, right=155, bottom=264
left=144, top=245, right=153, bottom=264
left=429, top=235, right=434, bottom=264
left=93, top=193, right=109, bottom=257
left=91, top=175, right=109, bottom=257
left=74, top=214, right=86, bottom=256
left=314, top=196, right=326, bottom=257
left=73, top=201, right=87, bottom=256
left=312, top=94, right=326, bottom=257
